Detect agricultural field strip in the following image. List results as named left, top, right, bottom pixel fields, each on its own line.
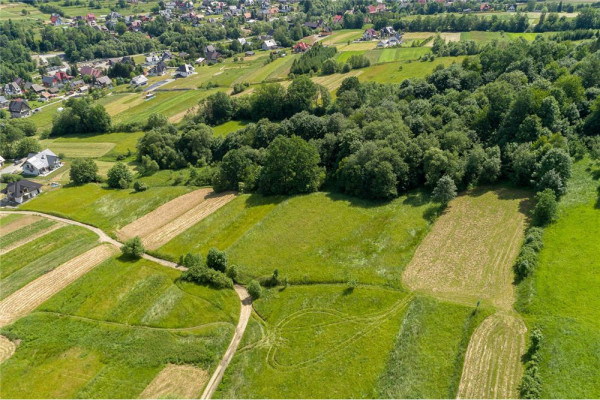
left=117, top=188, right=214, bottom=241
left=0, top=335, right=16, bottom=363
left=143, top=191, right=236, bottom=250
left=457, top=313, right=527, bottom=399
left=0, top=244, right=118, bottom=327
left=0, top=222, right=66, bottom=256
left=140, top=364, right=209, bottom=399
left=0, top=215, right=42, bottom=236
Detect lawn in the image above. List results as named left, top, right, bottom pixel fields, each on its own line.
left=42, top=131, right=144, bottom=160
left=28, top=101, right=63, bottom=132
left=39, top=140, right=115, bottom=158
left=20, top=183, right=193, bottom=236
left=159, top=191, right=437, bottom=287
left=212, top=120, right=248, bottom=137
left=517, top=158, right=600, bottom=398
left=0, top=225, right=99, bottom=300
left=0, top=256, right=238, bottom=398
left=215, top=284, right=411, bottom=398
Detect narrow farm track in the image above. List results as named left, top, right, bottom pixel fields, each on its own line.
left=0, top=244, right=118, bottom=327
left=0, top=222, right=66, bottom=256
left=457, top=314, right=527, bottom=399
left=201, top=285, right=252, bottom=399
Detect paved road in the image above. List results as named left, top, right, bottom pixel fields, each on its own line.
left=144, top=79, right=175, bottom=92
left=0, top=209, right=251, bottom=397
left=201, top=285, right=252, bottom=399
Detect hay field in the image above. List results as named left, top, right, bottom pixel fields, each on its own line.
left=140, top=364, right=209, bottom=399
left=403, top=187, right=531, bottom=309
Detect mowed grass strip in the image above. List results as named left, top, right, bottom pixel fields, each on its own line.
left=20, top=183, right=194, bottom=236
left=215, top=285, right=410, bottom=398
left=39, top=256, right=239, bottom=328
left=457, top=313, right=527, bottom=399
left=38, top=140, right=115, bottom=158
left=403, top=186, right=531, bottom=309
left=0, top=225, right=98, bottom=300
left=0, top=215, right=41, bottom=236
left=518, top=159, right=600, bottom=398
left=0, top=218, right=55, bottom=249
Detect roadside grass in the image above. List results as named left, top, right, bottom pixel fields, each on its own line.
left=517, top=158, right=600, bottom=398
left=403, top=186, right=532, bottom=310
left=0, top=256, right=238, bottom=398
left=0, top=225, right=98, bottom=300
left=0, top=218, right=57, bottom=250
left=161, top=191, right=437, bottom=286
left=377, top=296, right=491, bottom=398
left=215, top=284, right=411, bottom=398
left=20, top=183, right=193, bottom=235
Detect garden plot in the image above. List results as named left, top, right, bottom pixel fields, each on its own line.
left=457, top=313, right=527, bottom=399
left=0, top=244, right=117, bottom=327
left=403, top=187, right=531, bottom=310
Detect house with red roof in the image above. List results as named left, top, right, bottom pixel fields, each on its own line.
left=80, top=66, right=103, bottom=78
left=293, top=42, right=310, bottom=53
left=86, top=13, right=96, bottom=22
left=367, top=4, right=385, bottom=14
left=333, top=14, right=343, bottom=24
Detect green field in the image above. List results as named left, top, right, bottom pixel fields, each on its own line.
left=159, top=191, right=437, bottom=286
left=0, top=256, right=239, bottom=398
left=1, top=224, right=99, bottom=300
left=20, top=183, right=193, bottom=236
left=373, top=47, right=432, bottom=63
left=517, top=159, right=600, bottom=397
left=42, top=131, right=144, bottom=160
left=0, top=218, right=56, bottom=250
left=212, top=120, right=248, bottom=137
left=358, top=56, right=465, bottom=84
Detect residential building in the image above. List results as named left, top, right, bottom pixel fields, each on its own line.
left=1, top=180, right=43, bottom=204
left=22, top=149, right=62, bottom=176
left=262, top=39, right=277, bottom=50
left=175, top=64, right=195, bottom=77
left=131, top=75, right=148, bottom=86
left=8, top=100, right=31, bottom=118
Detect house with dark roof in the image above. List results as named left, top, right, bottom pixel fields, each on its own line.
left=23, top=149, right=62, bottom=176
left=149, top=61, right=168, bottom=76
left=175, top=64, right=195, bottom=77
left=9, top=100, right=31, bottom=118
left=95, top=76, right=113, bottom=87
left=1, top=180, right=43, bottom=204
left=3, top=82, right=22, bottom=95
left=30, top=84, right=45, bottom=94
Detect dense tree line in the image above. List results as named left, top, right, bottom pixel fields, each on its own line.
left=51, top=98, right=111, bottom=136
left=290, top=43, right=338, bottom=75
left=135, top=35, right=598, bottom=202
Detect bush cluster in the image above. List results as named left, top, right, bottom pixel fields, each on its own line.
left=514, top=227, right=544, bottom=280
left=520, top=329, right=544, bottom=399
left=179, top=249, right=234, bottom=289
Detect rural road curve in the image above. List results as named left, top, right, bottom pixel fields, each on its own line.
left=201, top=285, right=252, bottom=399
left=0, top=211, right=183, bottom=270
left=0, top=210, right=252, bottom=397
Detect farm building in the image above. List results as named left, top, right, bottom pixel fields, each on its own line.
left=22, top=149, right=62, bottom=176
left=8, top=100, right=31, bottom=118
left=1, top=179, right=43, bottom=204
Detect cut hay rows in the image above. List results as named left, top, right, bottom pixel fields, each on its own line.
left=0, top=244, right=117, bottom=327
left=457, top=314, right=527, bottom=399
left=0, top=215, right=41, bottom=237
left=424, top=32, right=461, bottom=47
left=139, top=364, right=208, bottom=399
left=402, top=188, right=530, bottom=309
left=142, top=191, right=236, bottom=250
left=0, top=222, right=65, bottom=256
left=0, top=335, right=16, bottom=363
left=117, top=188, right=214, bottom=241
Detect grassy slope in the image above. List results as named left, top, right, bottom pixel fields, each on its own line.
left=159, top=191, right=437, bottom=286
left=517, top=159, right=600, bottom=398
left=0, top=225, right=98, bottom=300
left=20, top=183, right=193, bottom=235
left=0, top=256, right=239, bottom=399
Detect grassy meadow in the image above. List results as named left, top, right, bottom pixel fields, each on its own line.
left=0, top=256, right=238, bottom=398
left=158, top=191, right=438, bottom=286
left=517, top=158, right=600, bottom=397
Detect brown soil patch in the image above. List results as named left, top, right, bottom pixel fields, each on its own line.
left=143, top=191, right=236, bottom=250
left=140, top=364, right=209, bottom=399
left=403, top=187, right=531, bottom=310
left=457, top=313, right=527, bottom=399
left=0, top=335, right=16, bottom=363
left=117, top=188, right=214, bottom=242
left=0, top=222, right=65, bottom=256
left=0, top=215, right=41, bottom=236
left=0, top=244, right=117, bottom=327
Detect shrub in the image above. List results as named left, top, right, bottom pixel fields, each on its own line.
left=107, top=162, right=133, bottom=189
left=181, top=265, right=234, bottom=289
left=0, top=174, right=22, bottom=184
left=121, top=236, right=144, bottom=258
left=432, top=175, right=457, bottom=207
left=247, top=280, right=262, bottom=299
left=133, top=180, right=148, bottom=192
left=226, top=265, right=239, bottom=282
left=520, top=328, right=543, bottom=399
left=70, top=158, right=98, bottom=184
left=515, top=246, right=539, bottom=279
left=533, top=189, right=558, bottom=226
left=206, top=247, right=227, bottom=272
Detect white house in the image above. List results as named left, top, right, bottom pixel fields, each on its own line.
left=131, top=75, right=148, bottom=86
left=175, top=64, right=195, bottom=77
left=22, top=149, right=62, bottom=176
left=262, top=39, right=277, bottom=50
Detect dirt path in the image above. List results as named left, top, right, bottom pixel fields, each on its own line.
left=0, top=211, right=182, bottom=271
left=201, top=285, right=252, bottom=399
left=457, top=313, right=527, bottom=399
left=0, top=222, right=65, bottom=256
left=0, top=244, right=118, bottom=327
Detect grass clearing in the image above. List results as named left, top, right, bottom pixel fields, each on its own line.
left=20, top=183, right=193, bottom=236
left=216, top=285, right=411, bottom=398
left=403, top=186, right=531, bottom=309
left=212, top=120, right=248, bottom=137
left=1, top=224, right=99, bottom=299
left=0, top=255, right=239, bottom=398
left=517, top=159, right=600, bottom=398
left=39, top=140, right=115, bottom=158
left=358, top=56, right=465, bottom=84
